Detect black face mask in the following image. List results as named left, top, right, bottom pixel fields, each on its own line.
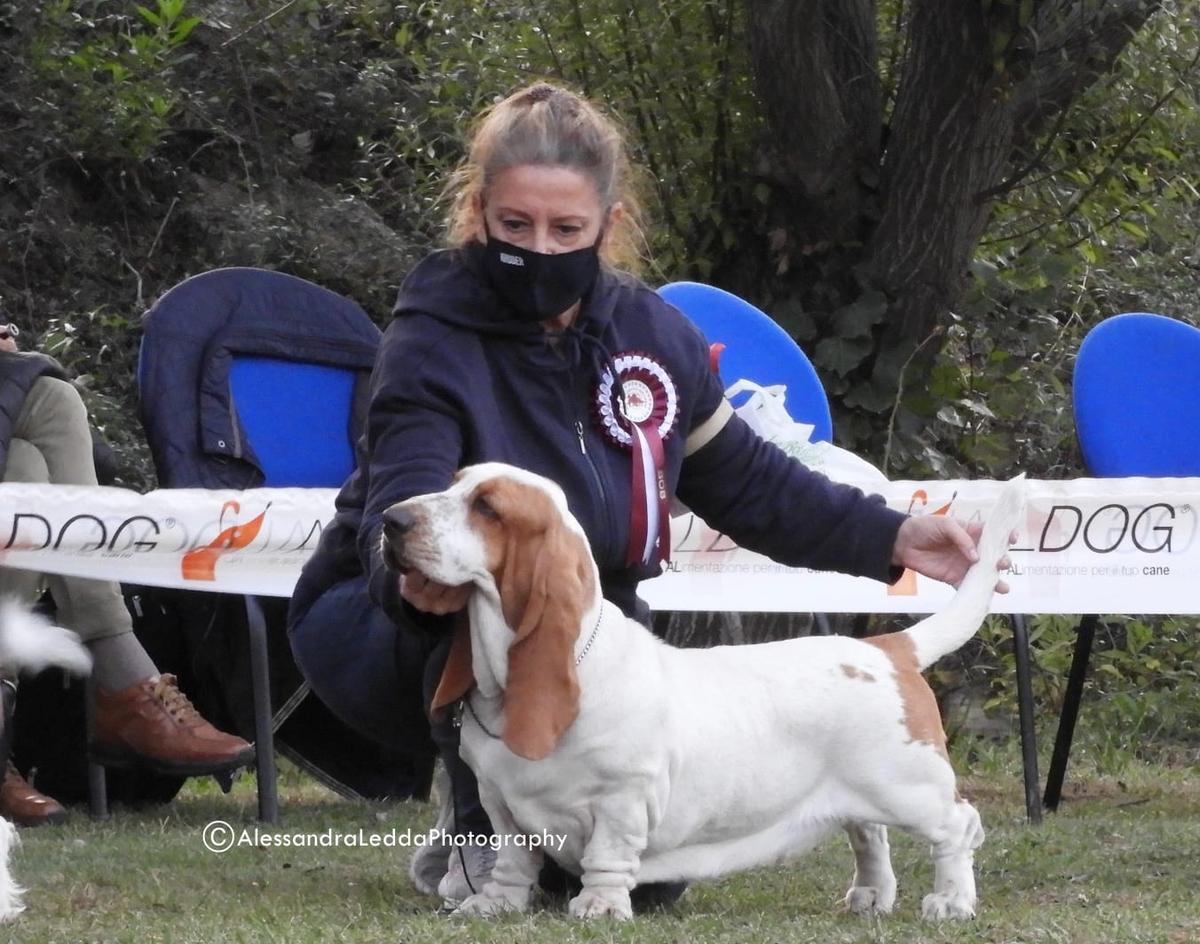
left=482, top=231, right=601, bottom=323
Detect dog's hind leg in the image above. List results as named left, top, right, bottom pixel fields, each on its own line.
left=843, top=823, right=897, bottom=916
left=917, top=799, right=984, bottom=920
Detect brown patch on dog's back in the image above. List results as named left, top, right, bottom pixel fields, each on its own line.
left=840, top=664, right=877, bottom=683
left=864, top=632, right=949, bottom=759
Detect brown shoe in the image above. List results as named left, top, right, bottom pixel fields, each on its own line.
left=91, top=674, right=256, bottom=776
left=1, top=761, right=67, bottom=826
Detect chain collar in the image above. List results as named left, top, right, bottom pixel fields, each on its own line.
left=458, top=602, right=605, bottom=740
left=575, top=602, right=604, bottom=666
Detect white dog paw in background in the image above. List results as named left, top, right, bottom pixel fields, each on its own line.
left=0, top=597, right=93, bottom=923
left=0, top=819, right=24, bottom=922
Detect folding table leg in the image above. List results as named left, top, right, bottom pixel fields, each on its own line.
left=1043, top=614, right=1098, bottom=812
left=244, top=596, right=279, bottom=824
left=1010, top=614, right=1041, bottom=824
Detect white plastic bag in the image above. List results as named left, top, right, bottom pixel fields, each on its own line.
left=725, top=379, right=887, bottom=484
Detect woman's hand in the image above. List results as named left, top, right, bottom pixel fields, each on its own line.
left=400, top=571, right=472, bottom=614
left=891, top=516, right=1013, bottom=592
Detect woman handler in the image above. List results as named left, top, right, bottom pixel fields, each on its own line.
left=288, top=82, right=998, bottom=907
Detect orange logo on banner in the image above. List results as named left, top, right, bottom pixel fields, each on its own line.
left=888, top=489, right=956, bottom=596
left=181, top=501, right=269, bottom=581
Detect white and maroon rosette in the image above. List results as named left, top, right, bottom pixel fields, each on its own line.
left=593, top=352, right=679, bottom=566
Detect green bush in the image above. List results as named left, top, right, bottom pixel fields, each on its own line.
left=965, top=613, right=1200, bottom=772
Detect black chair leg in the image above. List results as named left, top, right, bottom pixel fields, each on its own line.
left=1010, top=614, right=1041, bottom=824
left=245, top=596, right=279, bottom=824
left=84, top=675, right=109, bottom=819
left=1043, top=614, right=1098, bottom=812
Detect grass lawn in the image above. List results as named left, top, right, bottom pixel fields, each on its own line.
left=8, top=751, right=1199, bottom=944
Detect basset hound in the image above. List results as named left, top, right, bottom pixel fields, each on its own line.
left=382, top=463, right=1025, bottom=921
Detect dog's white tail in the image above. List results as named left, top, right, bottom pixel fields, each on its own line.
left=0, top=598, right=93, bottom=677
left=904, top=476, right=1026, bottom=671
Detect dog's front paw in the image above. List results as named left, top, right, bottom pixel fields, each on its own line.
left=452, top=883, right=530, bottom=917
left=568, top=887, right=633, bottom=921
left=920, top=891, right=976, bottom=921
left=845, top=884, right=896, bottom=916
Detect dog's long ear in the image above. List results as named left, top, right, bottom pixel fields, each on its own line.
left=429, top=612, right=473, bottom=720
left=497, top=505, right=593, bottom=760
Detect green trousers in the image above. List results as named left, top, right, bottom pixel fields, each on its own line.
left=1, top=376, right=133, bottom=642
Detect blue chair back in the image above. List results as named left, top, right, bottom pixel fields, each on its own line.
left=138, top=267, right=380, bottom=490
left=229, top=357, right=358, bottom=487
left=658, top=281, right=833, bottom=442
left=1074, top=312, right=1200, bottom=476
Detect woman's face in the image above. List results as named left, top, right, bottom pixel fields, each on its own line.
left=479, top=164, right=615, bottom=255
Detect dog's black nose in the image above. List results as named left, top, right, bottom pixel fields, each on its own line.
left=382, top=506, right=416, bottom=536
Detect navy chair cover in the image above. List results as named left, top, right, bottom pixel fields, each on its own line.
left=128, top=268, right=388, bottom=821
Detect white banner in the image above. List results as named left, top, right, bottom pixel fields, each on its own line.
left=2, top=478, right=1199, bottom=614
left=0, top=483, right=333, bottom=598
left=646, top=477, right=1200, bottom=615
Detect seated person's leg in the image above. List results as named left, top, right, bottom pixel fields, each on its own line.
left=0, top=439, right=67, bottom=824
left=11, top=377, right=99, bottom=488
left=4, top=383, right=254, bottom=778
left=0, top=633, right=66, bottom=825
left=0, top=438, right=51, bottom=606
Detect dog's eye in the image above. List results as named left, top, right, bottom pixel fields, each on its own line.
left=472, top=496, right=500, bottom=521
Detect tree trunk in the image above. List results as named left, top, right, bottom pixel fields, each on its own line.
left=743, top=0, right=1162, bottom=460
left=744, top=0, right=882, bottom=253
left=861, top=1, right=1018, bottom=414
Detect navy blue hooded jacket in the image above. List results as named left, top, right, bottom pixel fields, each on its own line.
left=290, top=246, right=906, bottom=631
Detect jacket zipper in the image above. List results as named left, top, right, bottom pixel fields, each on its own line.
left=575, top=418, right=622, bottom=566
left=569, top=383, right=621, bottom=567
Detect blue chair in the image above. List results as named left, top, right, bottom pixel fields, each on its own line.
left=658, top=281, right=833, bottom=441
left=228, top=357, right=359, bottom=487
left=108, top=268, right=384, bottom=822
left=1042, top=311, right=1200, bottom=811
left=657, top=281, right=836, bottom=640
left=1074, top=313, right=1200, bottom=476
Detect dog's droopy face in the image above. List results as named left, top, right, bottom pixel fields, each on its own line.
left=383, top=464, right=597, bottom=760
left=380, top=462, right=583, bottom=597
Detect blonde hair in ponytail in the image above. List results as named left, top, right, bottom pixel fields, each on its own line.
left=445, top=82, right=648, bottom=273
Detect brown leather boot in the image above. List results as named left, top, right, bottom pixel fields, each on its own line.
left=0, top=761, right=67, bottom=826
left=91, top=674, right=255, bottom=776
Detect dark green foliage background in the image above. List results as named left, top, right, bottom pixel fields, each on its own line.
left=1, top=0, right=1197, bottom=758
